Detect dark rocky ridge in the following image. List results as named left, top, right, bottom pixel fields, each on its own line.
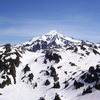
left=0, top=44, right=23, bottom=88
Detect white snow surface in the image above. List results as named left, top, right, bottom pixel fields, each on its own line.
left=0, top=31, right=100, bottom=100
left=0, top=48, right=100, bottom=100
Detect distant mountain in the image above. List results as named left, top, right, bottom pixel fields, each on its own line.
left=0, top=30, right=100, bottom=100
left=17, top=30, right=100, bottom=53
left=17, top=30, right=81, bottom=51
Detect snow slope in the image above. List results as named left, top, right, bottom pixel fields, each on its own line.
left=0, top=31, right=100, bottom=100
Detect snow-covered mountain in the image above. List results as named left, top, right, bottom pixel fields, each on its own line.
left=18, top=30, right=82, bottom=52
left=0, top=30, right=100, bottom=100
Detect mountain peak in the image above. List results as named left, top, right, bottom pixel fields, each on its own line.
left=19, top=30, right=81, bottom=52
left=45, top=30, right=64, bottom=38
left=46, top=30, right=60, bottom=35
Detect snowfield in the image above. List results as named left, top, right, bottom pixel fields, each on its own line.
left=0, top=30, right=100, bottom=100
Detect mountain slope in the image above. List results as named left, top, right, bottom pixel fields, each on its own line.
left=0, top=30, right=100, bottom=100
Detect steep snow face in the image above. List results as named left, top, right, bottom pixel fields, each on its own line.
left=0, top=43, right=100, bottom=100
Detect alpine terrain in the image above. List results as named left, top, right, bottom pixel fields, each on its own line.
left=0, top=30, right=100, bottom=100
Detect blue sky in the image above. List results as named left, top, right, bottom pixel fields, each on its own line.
left=0, top=0, right=100, bottom=45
